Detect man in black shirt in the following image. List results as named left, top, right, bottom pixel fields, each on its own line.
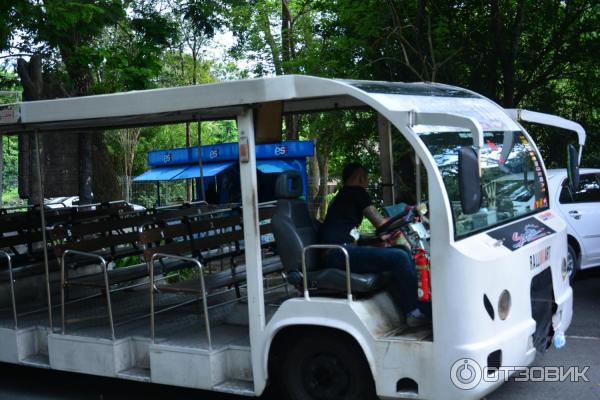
left=318, top=162, right=429, bottom=327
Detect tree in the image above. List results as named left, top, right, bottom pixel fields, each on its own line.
left=1, top=1, right=126, bottom=203
left=1, top=1, right=183, bottom=203
left=168, top=0, right=224, bottom=200
left=0, top=71, right=21, bottom=207
left=110, top=128, right=141, bottom=202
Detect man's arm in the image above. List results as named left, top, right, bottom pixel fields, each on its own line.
left=363, top=205, right=386, bottom=228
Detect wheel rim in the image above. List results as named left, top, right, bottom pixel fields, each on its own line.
left=567, top=249, right=575, bottom=278
left=301, top=352, right=350, bottom=399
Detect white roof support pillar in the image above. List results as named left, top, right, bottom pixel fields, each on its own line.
left=377, top=113, right=395, bottom=205
left=505, top=108, right=586, bottom=165
left=33, top=131, right=53, bottom=329
left=236, top=109, right=267, bottom=394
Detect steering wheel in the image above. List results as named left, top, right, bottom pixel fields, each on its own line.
left=375, top=213, right=411, bottom=236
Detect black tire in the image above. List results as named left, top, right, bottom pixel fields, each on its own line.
left=567, top=244, right=580, bottom=284
left=279, top=331, right=377, bottom=400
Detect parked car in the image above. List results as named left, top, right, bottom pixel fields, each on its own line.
left=547, top=168, right=600, bottom=281
left=44, top=197, right=146, bottom=212
left=44, top=196, right=80, bottom=209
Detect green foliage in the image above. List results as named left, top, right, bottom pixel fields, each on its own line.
left=224, top=0, right=600, bottom=199
left=158, top=50, right=215, bottom=87
left=1, top=186, right=19, bottom=205
left=2, top=135, right=18, bottom=187
left=180, top=0, right=225, bottom=40
left=114, top=255, right=141, bottom=269
left=0, top=69, right=20, bottom=206
left=1, top=0, right=598, bottom=209
left=94, top=4, right=179, bottom=92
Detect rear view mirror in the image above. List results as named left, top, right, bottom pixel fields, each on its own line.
left=567, top=144, right=580, bottom=192
left=458, top=146, right=482, bottom=215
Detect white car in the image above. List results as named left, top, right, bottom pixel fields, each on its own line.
left=547, top=168, right=600, bottom=281
left=44, top=197, right=146, bottom=212
left=44, top=196, right=80, bottom=209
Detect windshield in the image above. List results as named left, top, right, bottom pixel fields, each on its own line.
left=420, top=130, right=549, bottom=238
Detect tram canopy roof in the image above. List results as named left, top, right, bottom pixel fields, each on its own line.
left=133, top=159, right=298, bottom=182
left=0, top=75, right=520, bottom=135
left=133, top=161, right=235, bottom=182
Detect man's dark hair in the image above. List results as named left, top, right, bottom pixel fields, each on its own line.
left=342, top=162, right=366, bottom=184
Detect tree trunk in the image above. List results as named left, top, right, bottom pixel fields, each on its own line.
left=16, top=56, right=44, bottom=202
left=309, top=145, right=330, bottom=220
left=78, top=132, right=93, bottom=204
left=308, top=144, right=320, bottom=218
left=281, top=0, right=299, bottom=139
left=186, top=122, right=192, bottom=201
left=92, top=132, right=120, bottom=203
left=317, top=154, right=329, bottom=220
left=487, top=0, right=503, bottom=102
left=281, top=0, right=292, bottom=71
left=501, top=0, right=525, bottom=107
left=16, top=55, right=81, bottom=202
left=259, top=6, right=282, bottom=75
left=42, top=132, right=79, bottom=197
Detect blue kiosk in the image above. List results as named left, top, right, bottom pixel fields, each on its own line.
left=134, top=141, right=314, bottom=206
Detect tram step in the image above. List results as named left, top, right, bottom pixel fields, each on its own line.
left=117, top=366, right=151, bottom=382
left=213, top=379, right=254, bottom=396
left=21, top=353, right=50, bottom=368
left=383, top=325, right=433, bottom=341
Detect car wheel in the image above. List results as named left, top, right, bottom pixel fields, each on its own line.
left=280, top=331, right=377, bottom=400
left=567, top=244, right=579, bottom=284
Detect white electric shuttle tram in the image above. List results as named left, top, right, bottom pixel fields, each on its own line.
left=0, top=76, right=574, bottom=399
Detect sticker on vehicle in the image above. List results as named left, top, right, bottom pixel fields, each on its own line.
left=487, top=217, right=555, bottom=251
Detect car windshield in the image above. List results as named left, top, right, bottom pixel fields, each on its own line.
left=420, top=130, right=549, bottom=238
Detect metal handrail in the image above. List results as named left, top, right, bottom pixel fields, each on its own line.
left=0, top=251, right=17, bottom=329
left=150, top=253, right=211, bottom=350
left=301, top=244, right=352, bottom=302
left=61, top=250, right=115, bottom=340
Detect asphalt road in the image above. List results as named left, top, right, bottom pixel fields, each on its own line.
left=0, top=269, right=598, bottom=400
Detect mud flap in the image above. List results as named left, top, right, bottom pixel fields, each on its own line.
left=530, top=267, right=555, bottom=352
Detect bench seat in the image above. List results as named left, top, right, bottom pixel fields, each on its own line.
left=156, top=256, right=283, bottom=294
left=0, top=259, right=59, bottom=281
left=64, top=257, right=202, bottom=288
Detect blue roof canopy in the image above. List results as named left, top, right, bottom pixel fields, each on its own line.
left=133, top=165, right=187, bottom=181
left=256, top=160, right=295, bottom=174
left=134, top=162, right=234, bottom=182
left=176, top=162, right=235, bottom=180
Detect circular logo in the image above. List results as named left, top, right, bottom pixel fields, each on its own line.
left=450, top=358, right=482, bottom=390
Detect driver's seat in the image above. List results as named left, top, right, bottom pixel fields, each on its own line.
left=272, top=171, right=389, bottom=294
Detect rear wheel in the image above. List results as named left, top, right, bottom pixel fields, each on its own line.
left=567, top=244, right=579, bottom=284
left=279, top=330, right=377, bottom=400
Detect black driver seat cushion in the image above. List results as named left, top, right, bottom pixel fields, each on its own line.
left=272, top=171, right=390, bottom=294
left=286, top=268, right=392, bottom=294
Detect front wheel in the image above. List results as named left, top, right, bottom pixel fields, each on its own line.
left=567, top=244, right=580, bottom=284
left=279, top=331, right=377, bottom=400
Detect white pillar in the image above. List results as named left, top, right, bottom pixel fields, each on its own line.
left=236, top=109, right=267, bottom=393
left=34, top=131, right=53, bottom=328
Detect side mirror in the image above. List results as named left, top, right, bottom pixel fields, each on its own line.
left=567, top=144, right=580, bottom=192
left=458, top=146, right=482, bottom=215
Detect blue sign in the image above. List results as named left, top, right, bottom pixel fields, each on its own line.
left=148, top=140, right=314, bottom=167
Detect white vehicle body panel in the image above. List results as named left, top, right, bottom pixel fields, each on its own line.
left=0, top=76, right=574, bottom=399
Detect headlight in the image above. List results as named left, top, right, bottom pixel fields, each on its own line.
left=498, top=290, right=511, bottom=320
left=561, top=257, right=568, bottom=281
